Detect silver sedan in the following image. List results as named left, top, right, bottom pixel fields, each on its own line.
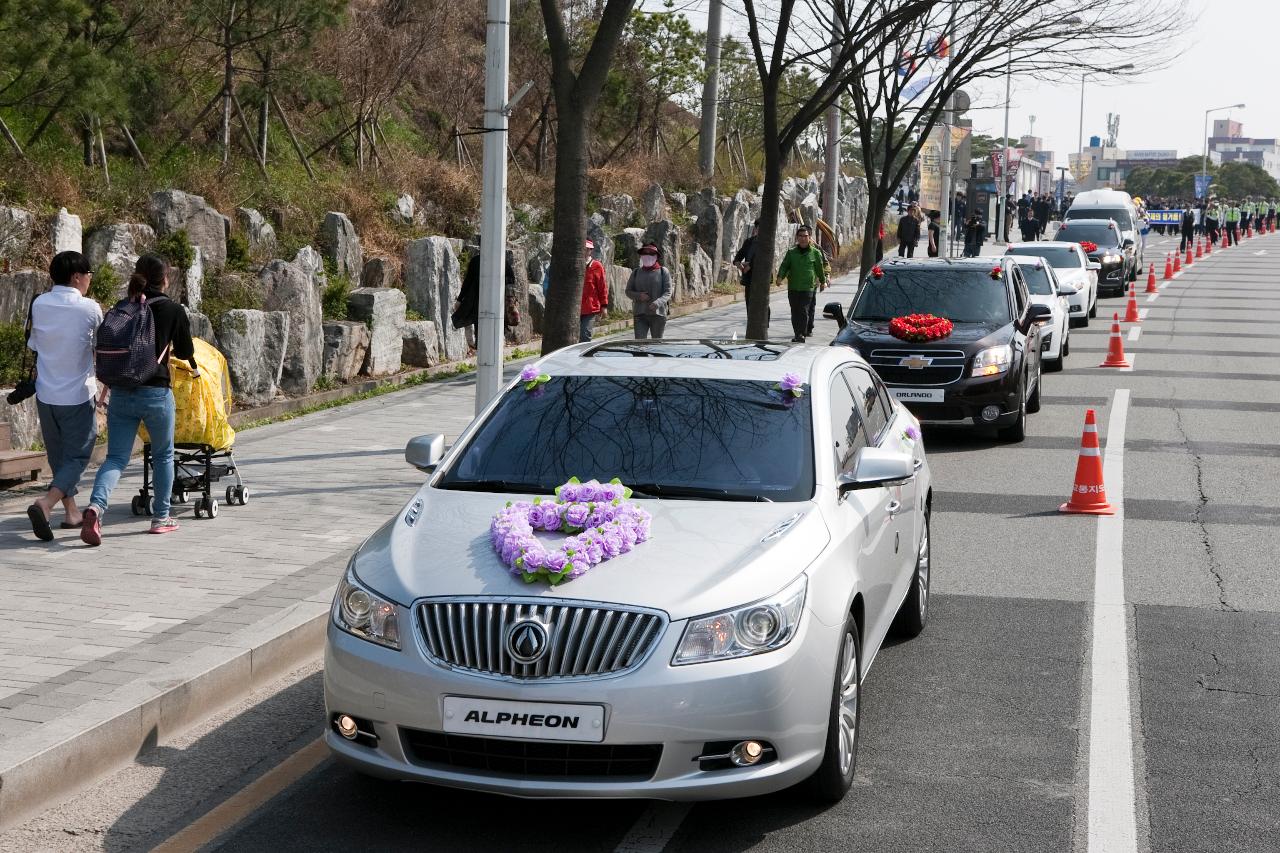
left=324, top=339, right=934, bottom=802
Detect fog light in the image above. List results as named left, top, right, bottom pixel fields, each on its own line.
left=980, top=405, right=1001, bottom=422
left=730, top=740, right=765, bottom=767
left=336, top=714, right=359, bottom=740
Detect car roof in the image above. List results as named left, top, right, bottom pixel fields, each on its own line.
left=1071, top=189, right=1134, bottom=206
left=1057, top=218, right=1119, bottom=230
left=532, top=339, right=868, bottom=382
left=870, top=257, right=1012, bottom=271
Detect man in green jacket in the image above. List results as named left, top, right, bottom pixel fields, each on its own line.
left=777, top=225, right=829, bottom=342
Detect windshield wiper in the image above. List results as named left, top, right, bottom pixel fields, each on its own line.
left=852, top=315, right=893, bottom=322
left=443, top=479, right=551, bottom=495
left=627, top=483, right=773, bottom=502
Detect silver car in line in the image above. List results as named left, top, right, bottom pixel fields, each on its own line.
left=323, top=339, right=934, bottom=802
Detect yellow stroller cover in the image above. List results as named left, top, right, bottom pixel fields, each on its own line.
left=140, top=338, right=236, bottom=449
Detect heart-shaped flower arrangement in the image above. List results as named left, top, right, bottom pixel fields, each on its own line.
left=1079, top=240, right=1098, bottom=253
left=888, top=313, right=953, bottom=343
left=490, top=478, right=653, bottom=586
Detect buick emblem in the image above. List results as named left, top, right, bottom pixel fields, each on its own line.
left=505, top=618, right=550, bottom=665
left=899, top=355, right=933, bottom=370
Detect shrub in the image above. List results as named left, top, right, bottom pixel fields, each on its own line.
left=201, top=273, right=264, bottom=320
left=89, top=264, right=120, bottom=307
left=322, top=275, right=352, bottom=320
left=0, top=321, right=28, bottom=386
left=154, top=229, right=196, bottom=272
left=226, top=233, right=251, bottom=270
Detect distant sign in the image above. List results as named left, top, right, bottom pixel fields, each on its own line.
left=1147, top=209, right=1182, bottom=226
left=1125, top=150, right=1179, bottom=161
left=1194, top=174, right=1213, bottom=199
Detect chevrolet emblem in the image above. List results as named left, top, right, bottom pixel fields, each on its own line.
left=899, top=355, right=932, bottom=369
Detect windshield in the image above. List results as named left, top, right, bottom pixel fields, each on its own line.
left=1067, top=206, right=1134, bottom=231
left=1055, top=222, right=1122, bottom=249
left=439, top=376, right=814, bottom=502
left=1017, top=264, right=1055, bottom=295
left=1007, top=245, right=1081, bottom=270
left=852, top=268, right=1012, bottom=324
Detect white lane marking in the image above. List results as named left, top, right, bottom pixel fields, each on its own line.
left=614, top=802, right=693, bottom=853
left=1087, top=389, right=1137, bottom=853
left=1138, top=308, right=1149, bottom=320
left=1127, top=327, right=1141, bottom=343
left=1145, top=293, right=1158, bottom=303
left=1255, top=250, right=1268, bottom=256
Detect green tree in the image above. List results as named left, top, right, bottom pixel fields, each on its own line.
left=1216, top=161, right=1280, bottom=199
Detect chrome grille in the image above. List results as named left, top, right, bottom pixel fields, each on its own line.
left=869, top=348, right=967, bottom=387
left=418, top=598, right=665, bottom=680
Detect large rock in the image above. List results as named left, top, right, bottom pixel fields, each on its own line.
left=527, top=284, right=546, bottom=336
left=293, top=245, right=327, bottom=290
left=392, top=193, right=415, bottom=226
left=721, top=194, right=754, bottom=274
left=586, top=215, right=614, bottom=269
left=184, top=247, right=204, bottom=311
left=51, top=208, right=82, bottom=255
left=641, top=220, right=685, bottom=300
left=361, top=256, right=399, bottom=289
left=84, top=223, right=155, bottom=282
left=320, top=212, right=363, bottom=280
left=613, top=228, right=647, bottom=271
left=504, top=247, right=534, bottom=345
left=0, top=270, right=51, bottom=325
left=400, top=320, right=440, bottom=368
left=403, top=236, right=465, bottom=362
left=148, top=190, right=227, bottom=270
left=606, top=264, right=632, bottom=315
left=798, top=192, right=821, bottom=232
left=686, top=188, right=717, bottom=221
left=684, top=244, right=714, bottom=300
left=668, top=192, right=687, bottom=217
left=347, top=287, right=407, bottom=376
left=641, top=183, right=668, bottom=224
left=773, top=200, right=798, bottom=270
left=693, top=203, right=724, bottom=277
left=260, top=260, right=323, bottom=395
left=0, top=207, right=34, bottom=265
left=598, top=194, right=636, bottom=227
left=847, top=176, right=870, bottom=237
left=0, top=393, right=39, bottom=451
left=215, top=309, right=289, bottom=406
left=185, top=308, right=218, bottom=347
left=236, top=207, right=277, bottom=256
left=321, top=320, right=370, bottom=382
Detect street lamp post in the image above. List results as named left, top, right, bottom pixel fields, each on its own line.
left=997, top=46, right=1012, bottom=243
left=1076, top=63, right=1134, bottom=183
left=1203, top=103, right=1246, bottom=199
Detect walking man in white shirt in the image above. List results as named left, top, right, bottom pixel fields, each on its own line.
left=24, top=251, right=103, bottom=541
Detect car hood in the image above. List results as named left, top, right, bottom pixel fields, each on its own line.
left=835, top=319, right=1010, bottom=349
left=352, top=488, right=831, bottom=621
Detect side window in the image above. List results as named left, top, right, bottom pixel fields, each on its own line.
left=843, top=367, right=888, bottom=444
left=828, top=375, right=865, bottom=474
left=1011, top=268, right=1028, bottom=315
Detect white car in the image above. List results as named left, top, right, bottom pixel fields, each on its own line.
left=1005, top=242, right=1097, bottom=328
left=1009, top=257, right=1071, bottom=371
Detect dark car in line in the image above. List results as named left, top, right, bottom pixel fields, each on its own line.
left=824, top=257, right=1047, bottom=442
left=1054, top=218, right=1133, bottom=297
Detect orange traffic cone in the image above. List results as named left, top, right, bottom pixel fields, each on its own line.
left=1195, top=238, right=1203, bottom=259
left=1206, top=235, right=1212, bottom=254
left=1123, top=282, right=1142, bottom=323
left=1163, top=253, right=1174, bottom=280
left=1145, top=263, right=1158, bottom=294
left=1185, top=244, right=1194, bottom=266
left=1173, top=251, right=1182, bottom=273
left=1059, top=409, right=1115, bottom=515
left=1222, top=231, right=1230, bottom=249
left=1100, top=313, right=1131, bottom=369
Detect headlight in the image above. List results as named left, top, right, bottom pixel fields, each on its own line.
left=1102, top=254, right=1122, bottom=264
left=971, top=344, right=1013, bottom=377
left=332, top=562, right=401, bottom=650
left=672, top=575, right=807, bottom=665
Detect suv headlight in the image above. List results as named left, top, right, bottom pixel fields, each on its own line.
left=332, top=561, right=401, bottom=650
left=971, top=344, right=1013, bottom=377
left=672, top=575, right=807, bottom=665
left=1101, top=253, right=1122, bottom=264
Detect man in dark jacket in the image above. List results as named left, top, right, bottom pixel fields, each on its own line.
left=1179, top=207, right=1196, bottom=252
left=453, top=237, right=517, bottom=351
left=963, top=214, right=987, bottom=257
left=897, top=204, right=922, bottom=257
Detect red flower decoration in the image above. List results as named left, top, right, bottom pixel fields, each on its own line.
left=1080, top=240, right=1098, bottom=253
left=871, top=265, right=885, bottom=279
left=990, top=265, right=1003, bottom=280
left=888, top=314, right=954, bottom=343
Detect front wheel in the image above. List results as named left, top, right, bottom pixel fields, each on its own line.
left=804, top=616, right=862, bottom=803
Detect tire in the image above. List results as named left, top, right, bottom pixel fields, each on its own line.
left=238, top=486, right=249, bottom=506
left=998, top=394, right=1027, bottom=443
left=891, top=511, right=931, bottom=639
left=173, top=489, right=187, bottom=505
left=206, top=497, right=219, bottom=519
left=1026, top=370, right=1042, bottom=413
left=1062, top=332, right=1070, bottom=358
left=804, top=615, right=861, bottom=803
left=226, top=486, right=235, bottom=505
left=1088, top=296, right=1097, bottom=318
left=1045, top=355, right=1064, bottom=373
left=131, top=495, right=145, bottom=516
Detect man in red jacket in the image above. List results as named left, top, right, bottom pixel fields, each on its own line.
left=580, top=239, right=609, bottom=341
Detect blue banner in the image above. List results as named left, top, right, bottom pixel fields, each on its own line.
left=1195, top=174, right=1213, bottom=199
left=1147, top=209, right=1182, bottom=226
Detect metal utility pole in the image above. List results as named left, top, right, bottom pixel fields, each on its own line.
left=697, top=0, right=723, bottom=180
left=476, top=0, right=510, bottom=415
left=997, top=45, right=1012, bottom=244
left=821, top=16, right=840, bottom=250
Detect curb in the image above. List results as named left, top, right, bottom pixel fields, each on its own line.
left=0, top=563, right=339, bottom=833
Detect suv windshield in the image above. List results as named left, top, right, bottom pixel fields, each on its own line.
left=1067, top=207, right=1133, bottom=231
left=439, top=376, right=814, bottom=502
left=1016, top=264, right=1055, bottom=295
left=1055, top=222, right=1122, bottom=248
left=851, top=268, right=1012, bottom=324
left=1007, top=245, right=1081, bottom=270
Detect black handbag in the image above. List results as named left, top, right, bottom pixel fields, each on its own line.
left=6, top=296, right=37, bottom=405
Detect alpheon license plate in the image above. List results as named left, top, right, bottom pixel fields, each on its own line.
left=441, top=696, right=606, bottom=742
left=890, top=387, right=945, bottom=403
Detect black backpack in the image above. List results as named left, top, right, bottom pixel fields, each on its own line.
left=96, top=294, right=167, bottom=388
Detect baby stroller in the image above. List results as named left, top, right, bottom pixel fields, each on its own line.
left=131, top=339, right=248, bottom=520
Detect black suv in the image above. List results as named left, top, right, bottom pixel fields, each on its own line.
left=824, top=257, right=1047, bottom=442
left=1054, top=218, right=1132, bottom=297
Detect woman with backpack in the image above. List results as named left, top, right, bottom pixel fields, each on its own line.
left=81, top=255, right=197, bottom=545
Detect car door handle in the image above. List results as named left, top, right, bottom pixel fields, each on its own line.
left=913, top=459, right=923, bottom=472
left=886, top=500, right=902, bottom=516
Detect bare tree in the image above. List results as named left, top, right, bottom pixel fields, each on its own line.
left=844, top=0, right=1188, bottom=277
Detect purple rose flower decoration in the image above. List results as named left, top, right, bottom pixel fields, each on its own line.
left=903, top=425, right=922, bottom=441
left=523, top=547, right=547, bottom=569
left=542, top=511, right=562, bottom=532
left=544, top=551, right=568, bottom=572
left=564, top=504, right=590, bottom=528
left=519, top=365, right=539, bottom=383
left=775, top=372, right=806, bottom=399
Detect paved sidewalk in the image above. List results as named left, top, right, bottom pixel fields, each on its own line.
left=0, top=276, right=858, bottom=827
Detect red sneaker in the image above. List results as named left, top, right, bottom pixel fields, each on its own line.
left=81, top=507, right=102, bottom=547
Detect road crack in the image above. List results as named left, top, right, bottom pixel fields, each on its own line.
left=1170, top=405, right=1237, bottom=611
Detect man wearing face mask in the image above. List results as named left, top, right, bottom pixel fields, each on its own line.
left=579, top=239, right=609, bottom=341
left=625, top=243, right=673, bottom=339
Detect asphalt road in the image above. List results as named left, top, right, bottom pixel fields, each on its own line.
left=3, top=233, right=1278, bottom=853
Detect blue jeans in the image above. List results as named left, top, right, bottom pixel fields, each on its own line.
left=36, top=400, right=97, bottom=498
left=579, top=313, right=598, bottom=342
left=90, top=387, right=175, bottom=521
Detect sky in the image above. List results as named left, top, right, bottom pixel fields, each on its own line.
left=644, top=0, right=1278, bottom=170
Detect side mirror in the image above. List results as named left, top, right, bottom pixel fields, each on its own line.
left=837, top=447, right=915, bottom=495
left=822, top=301, right=848, bottom=330
left=1028, top=304, right=1053, bottom=321
left=1122, top=238, right=1135, bottom=248
left=406, top=433, right=446, bottom=473
left=1087, top=261, right=1101, bottom=271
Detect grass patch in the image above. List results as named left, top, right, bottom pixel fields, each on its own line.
left=321, top=274, right=353, bottom=320
left=201, top=273, right=264, bottom=321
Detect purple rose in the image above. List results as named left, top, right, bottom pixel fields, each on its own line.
left=564, top=504, right=590, bottom=528
left=542, top=510, right=562, bottom=532
left=523, top=547, right=547, bottom=569
left=601, top=534, right=623, bottom=557
left=588, top=508, right=607, bottom=527
left=577, top=482, right=600, bottom=503
left=544, top=551, right=568, bottom=571
left=519, top=365, right=540, bottom=383
left=779, top=372, right=803, bottom=391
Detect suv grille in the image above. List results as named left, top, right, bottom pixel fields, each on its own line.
left=868, top=348, right=967, bottom=386
left=418, top=599, right=665, bottom=680
left=402, top=730, right=663, bottom=779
